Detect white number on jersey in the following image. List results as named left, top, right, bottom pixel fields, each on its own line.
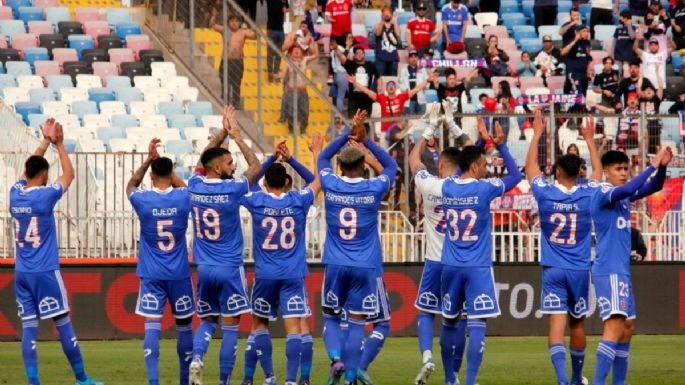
left=13, top=217, right=41, bottom=248
left=549, top=213, right=577, bottom=245
left=156, top=219, right=176, bottom=251
left=193, top=207, right=221, bottom=241
left=445, top=208, right=478, bottom=242
left=338, top=207, right=358, bottom=240
left=261, top=216, right=296, bottom=250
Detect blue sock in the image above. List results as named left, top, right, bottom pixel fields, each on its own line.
left=143, top=320, right=161, bottom=385
left=549, top=343, right=568, bottom=385
left=417, top=313, right=435, bottom=361
left=219, top=325, right=239, bottom=385
left=254, top=329, right=274, bottom=377
left=465, top=319, right=487, bottom=385
left=299, top=333, right=314, bottom=382
left=243, top=333, right=258, bottom=381
left=21, top=320, right=40, bottom=385
left=343, top=319, right=366, bottom=383
left=340, top=324, right=349, bottom=363
left=592, top=339, right=618, bottom=385
left=176, top=323, right=193, bottom=385
left=286, top=334, right=303, bottom=382
left=612, top=343, right=630, bottom=385
left=192, top=320, right=217, bottom=362
left=453, top=317, right=467, bottom=375
left=323, top=314, right=342, bottom=361
left=570, top=348, right=586, bottom=385
left=439, top=319, right=458, bottom=384
left=360, top=321, right=389, bottom=371
left=55, top=316, right=87, bottom=382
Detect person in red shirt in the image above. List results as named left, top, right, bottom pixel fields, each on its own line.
left=348, top=73, right=437, bottom=133
left=405, top=3, right=439, bottom=55
left=325, top=0, right=353, bottom=45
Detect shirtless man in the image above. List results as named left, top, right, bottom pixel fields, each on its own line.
left=276, top=46, right=317, bottom=134
left=213, top=14, right=256, bottom=108
left=283, top=20, right=317, bottom=57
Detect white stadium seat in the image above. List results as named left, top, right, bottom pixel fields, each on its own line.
left=150, top=62, right=177, bottom=81
left=144, top=89, right=173, bottom=104
left=2, top=87, right=30, bottom=106
left=41, top=101, right=70, bottom=115
left=129, top=101, right=157, bottom=118
left=59, top=87, right=88, bottom=106
left=139, top=114, right=168, bottom=130
left=76, top=74, right=102, bottom=89
left=83, top=113, right=111, bottom=128
left=99, top=101, right=127, bottom=116
left=17, top=75, right=45, bottom=89
left=133, top=75, right=159, bottom=92
left=109, top=138, right=138, bottom=152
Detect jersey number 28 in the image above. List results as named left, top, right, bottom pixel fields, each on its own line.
left=261, top=216, right=296, bottom=250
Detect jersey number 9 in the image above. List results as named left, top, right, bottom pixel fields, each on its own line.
left=338, top=207, right=358, bottom=240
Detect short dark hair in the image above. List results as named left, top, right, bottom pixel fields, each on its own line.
left=25, top=155, right=49, bottom=179
left=620, top=9, right=632, bottom=19
left=603, top=56, right=614, bottom=64
left=151, top=157, right=174, bottom=178
left=285, top=174, right=293, bottom=188
left=265, top=163, right=287, bottom=189
left=479, top=93, right=488, bottom=101
left=629, top=58, right=642, bottom=67
left=228, top=14, right=240, bottom=22
left=444, top=67, right=456, bottom=77
left=440, top=147, right=461, bottom=168
left=556, top=154, right=583, bottom=178
left=458, top=146, right=485, bottom=171
left=201, top=147, right=230, bottom=169
left=601, top=150, right=630, bottom=167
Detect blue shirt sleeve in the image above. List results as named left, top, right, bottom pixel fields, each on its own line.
left=251, top=156, right=276, bottom=192
left=607, top=165, right=656, bottom=203
left=240, top=191, right=255, bottom=209
left=318, top=130, right=350, bottom=172
left=363, top=138, right=398, bottom=183
left=288, top=157, right=315, bottom=185
left=631, top=165, right=666, bottom=201
left=497, top=144, right=522, bottom=192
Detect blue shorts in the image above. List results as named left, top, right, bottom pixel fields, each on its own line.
left=415, top=260, right=443, bottom=314
left=196, top=265, right=251, bottom=318
left=366, top=276, right=391, bottom=324
left=593, top=273, right=636, bottom=321
left=15, top=270, right=70, bottom=320
left=441, top=265, right=500, bottom=319
left=251, top=278, right=309, bottom=320
left=541, top=267, right=590, bottom=318
left=136, top=277, right=195, bottom=319
left=322, top=264, right=377, bottom=316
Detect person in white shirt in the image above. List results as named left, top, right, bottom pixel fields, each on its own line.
left=633, top=37, right=671, bottom=90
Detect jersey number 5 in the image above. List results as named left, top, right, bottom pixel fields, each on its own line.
left=445, top=208, right=478, bottom=242
left=549, top=213, right=577, bottom=245
left=13, top=217, right=41, bottom=248
left=157, top=219, right=176, bottom=252
left=261, top=216, right=296, bottom=250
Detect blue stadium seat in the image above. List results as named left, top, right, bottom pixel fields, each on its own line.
left=106, top=9, right=132, bottom=26
left=114, top=22, right=141, bottom=43
left=363, top=10, right=382, bottom=33
left=396, top=11, right=414, bottom=25
left=0, top=73, right=17, bottom=93
left=29, top=88, right=56, bottom=103
left=672, top=52, right=684, bottom=74
left=23, top=47, right=49, bottom=70
left=424, top=89, right=438, bottom=104
left=115, top=87, right=143, bottom=103
left=514, top=29, right=537, bottom=42
left=187, top=101, right=213, bottom=124
left=89, top=88, right=116, bottom=105
left=63, top=138, right=76, bottom=152
left=5, top=61, right=31, bottom=76
left=558, top=1, right=573, bottom=13
left=47, top=74, right=73, bottom=91
left=469, top=87, right=494, bottom=103
left=594, top=25, right=616, bottom=43
left=538, top=25, right=562, bottom=41
left=174, top=166, right=190, bottom=180
left=71, top=100, right=98, bottom=119
left=105, top=75, right=132, bottom=91
left=5, top=0, right=31, bottom=16
left=28, top=113, right=49, bottom=129
left=165, top=139, right=193, bottom=161
left=499, top=2, right=519, bottom=16
left=45, top=7, right=71, bottom=27
left=465, top=24, right=481, bottom=39
left=110, top=114, right=138, bottom=128
left=579, top=3, right=591, bottom=22
left=168, top=114, right=197, bottom=130
left=17, top=7, right=44, bottom=24
left=522, top=0, right=534, bottom=18
left=364, top=49, right=375, bottom=62
left=520, top=38, right=542, bottom=52
left=502, top=13, right=526, bottom=33
left=97, top=126, right=125, bottom=147
left=14, top=101, right=41, bottom=124
left=67, top=35, right=95, bottom=60
left=0, top=62, right=4, bottom=74
left=0, top=20, right=27, bottom=38
left=157, top=101, right=184, bottom=118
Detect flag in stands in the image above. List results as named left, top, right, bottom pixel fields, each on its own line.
left=418, top=58, right=487, bottom=69
left=516, top=94, right=585, bottom=107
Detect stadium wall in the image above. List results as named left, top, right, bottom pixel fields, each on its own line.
left=1, top=263, right=684, bottom=341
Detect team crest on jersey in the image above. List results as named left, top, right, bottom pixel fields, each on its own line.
left=417, top=171, right=430, bottom=180
left=175, top=295, right=193, bottom=313
left=534, top=177, right=547, bottom=187
left=620, top=299, right=628, bottom=311
left=597, top=297, right=611, bottom=314
left=320, top=169, right=331, bottom=177
left=253, top=298, right=272, bottom=314
left=442, top=293, right=452, bottom=311
left=226, top=294, right=248, bottom=311
left=287, top=296, right=306, bottom=312
left=574, top=298, right=587, bottom=315
left=543, top=293, right=561, bottom=309
left=418, top=291, right=439, bottom=308
left=487, top=178, right=503, bottom=187
left=139, top=293, right=160, bottom=311
left=601, top=184, right=612, bottom=193
left=473, top=294, right=495, bottom=311
left=326, top=291, right=339, bottom=307
left=362, top=294, right=378, bottom=311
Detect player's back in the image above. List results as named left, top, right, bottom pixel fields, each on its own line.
left=321, top=171, right=390, bottom=268
left=9, top=180, right=63, bottom=272
left=414, top=170, right=446, bottom=261
left=129, top=187, right=191, bottom=280
left=591, top=182, right=632, bottom=276
left=532, top=176, right=596, bottom=269
left=242, top=188, right=314, bottom=279
left=188, top=174, right=248, bottom=266
left=441, top=177, right=504, bottom=267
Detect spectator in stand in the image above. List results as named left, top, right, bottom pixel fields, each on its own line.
left=406, top=3, right=439, bottom=57
left=325, top=0, right=353, bottom=45
left=668, top=92, right=685, bottom=113
left=420, top=134, right=441, bottom=176
left=633, top=37, right=669, bottom=92
left=640, top=11, right=669, bottom=52
left=385, top=120, right=411, bottom=210
left=590, top=0, right=615, bottom=38
left=494, top=81, right=515, bottom=137
left=326, top=114, right=350, bottom=141
left=398, top=49, right=431, bottom=114
left=266, top=0, right=288, bottom=84
left=290, top=0, right=306, bottom=30
left=470, top=0, right=500, bottom=13
left=431, top=67, right=476, bottom=115
left=329, top=33, right=353, bottom=112
left=442, top=0, right=470, bottom=49
left=559, top=6, right=582, bottom=48
left=347, top=73, right=436, bottom=133
left=316, top=0, right=327, bottom=24
left=517, top=51, right=536, bottom=77
left=534, top=0, right=558, bottom=33
left=283, top=20, right=318, bottom=57
left=484, top=35, right=511, bottom=77
left=649, top=0, right=671, bottom=26
left=671, top=0, right=685, bottom=49
left=342, top=45, right=380, bottom=118
left=617, top=92, right=641, bottom=158
left=593, top=56, right=621, bottom=107
left=614, top=10, right=637, bottom=74
left=631, top=226, right=648, bottom=261
left=374, top=7, right=401, bottom=76
left=640, top=83, right=663, bottom=153
left=561, top=25, right=592, bottom=94
left=275, top=45, right=317, bottom=133
left=537, top=35, right=563, bottom=75
left=627, top=0, right=649, bottom=24
left=215, top=14, right=256, bottom=108
left=615, top=59, right=655, bottom=105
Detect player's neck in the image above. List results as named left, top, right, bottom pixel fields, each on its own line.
left=266, top=188, right=286, bottom=196
left=25, top=178, right=44, bottom=188
left=153, top=181, right=172, bottom=190
left=557, top=178, right=576, bottom=190
left=459, top=171, right=477, bottom=179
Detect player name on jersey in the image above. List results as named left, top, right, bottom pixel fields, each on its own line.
left=324, top=191, right=377, bottom=205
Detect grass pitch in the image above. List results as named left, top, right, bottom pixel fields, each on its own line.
left=0, top=335, right=683, bottom=385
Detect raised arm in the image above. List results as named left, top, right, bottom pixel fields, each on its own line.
left=196, top=105, right=233, bottom=168
left=581, top=116, right=603, bottom=181
left=561, top=33, right=579, bottom=56
left=348, top=75, right=378, bottom=100
left=363, top=133, right=398, bottom=181
left=280, top=142, right=315, bottom=184
left=318, top=111, right=354, bottom=172
left=607, top=165, right=658, bottom=203
left=631, top=147, right=672, bottom=201
left=225, top=106, right=261, bottom=186
left=348, top=140, right=383, bottom=174
left=525, top=109, right=545, bottom=180
left=49, top=121, right=74, bottom=191
left=250, top=154, right=277, bottom=192
left=127, top=138, right=159, bottom=197
left=407, top=72, right=437, bottom=99
left=492, top=122, right=521, bottom=191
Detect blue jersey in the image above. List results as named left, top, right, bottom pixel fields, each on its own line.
left=441, top=3, right=470, bottom=41
left=241, top=188, right=315, bottom=279
left=440, top=177, right=504, bottom=267
left=320, top=169, right=391, bottom=268
left=591, top=183, right=632, bottom=276
left=129, top=187, right=191, bottom=280
left=531, top=176, right=596, bottom=270
left=9, top=180, right=64, bottom=273
left=188, top=173, right=249, bottom=266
